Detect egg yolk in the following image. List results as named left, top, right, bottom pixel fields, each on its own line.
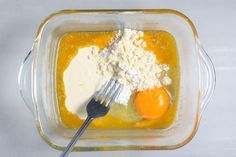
left=135, top=87, right=170, bottom=120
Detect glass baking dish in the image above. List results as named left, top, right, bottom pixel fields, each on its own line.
left=18, top=9, right=216, bottom=151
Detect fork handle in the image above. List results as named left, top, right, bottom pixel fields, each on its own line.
left=60, top=116, right=93, bottom=157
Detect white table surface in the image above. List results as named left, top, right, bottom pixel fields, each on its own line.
left=0, top=0, right=236, bottom=156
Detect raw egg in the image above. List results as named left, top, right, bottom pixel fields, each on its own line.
left=135, top=87, right=169, bottom=120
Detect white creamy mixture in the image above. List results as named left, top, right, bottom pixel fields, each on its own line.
left=63, top=29, right=171, bottom=119
left=63, top=46, right=107, bottom=119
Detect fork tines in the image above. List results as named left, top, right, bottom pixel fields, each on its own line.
left=94, top=79, right=123, bottom=107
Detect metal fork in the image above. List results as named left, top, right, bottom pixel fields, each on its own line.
left=60, top=79, right=123, bottom=157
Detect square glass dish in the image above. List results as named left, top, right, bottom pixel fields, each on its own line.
left=18, top=9, right=215, bottom=151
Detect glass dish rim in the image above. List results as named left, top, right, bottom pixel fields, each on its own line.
left=34, top=9, right=202, bottom=151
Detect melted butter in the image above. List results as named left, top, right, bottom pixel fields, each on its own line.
left=56, top=31, right=179, bottom=129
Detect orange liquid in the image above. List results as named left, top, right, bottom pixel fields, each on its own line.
left=56, top=31, right=179, bottom=129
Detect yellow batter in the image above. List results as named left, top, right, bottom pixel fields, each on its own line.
left=56, top=31, right=179, bottom=129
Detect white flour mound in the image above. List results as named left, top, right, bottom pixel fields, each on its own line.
left=94, top=28, right=171, bottom=91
